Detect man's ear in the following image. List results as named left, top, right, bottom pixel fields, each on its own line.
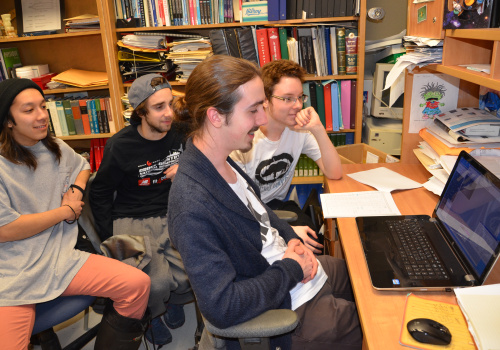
left=206, top=107, right=224, bottom=128
left=263, top=98, right=269, bottom=109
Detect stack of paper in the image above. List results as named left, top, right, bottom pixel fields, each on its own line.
left=52, top=69, right=108, bottom=88
left=64, top=14, right=100, bottom=33
left=454, top=284, right=500, bottom=350
left=165, top=38, right=212, bottom=82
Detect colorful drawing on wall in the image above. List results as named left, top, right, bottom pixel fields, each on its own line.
left=443, top=0, right=500, bottom=29
left=409, top=74, right=460, bottom=133
left=419, top=82, right=447, bottom=119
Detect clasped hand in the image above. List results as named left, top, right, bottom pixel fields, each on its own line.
left=61, top=190, right=84, bottom=221
left=282, top=239, right=318, bottom=283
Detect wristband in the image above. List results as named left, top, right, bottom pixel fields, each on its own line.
left=70, top=184, right=85, bottom=196
left=63, top=204, right=77, bottom=224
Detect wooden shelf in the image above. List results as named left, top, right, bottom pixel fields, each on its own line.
left=0, top=31, right=102, bottom=43
left=116, top=16, right=359, bottom=33
left=304, top=74, right=358, bottom=81
left=291, top=176, right=324, bottom=185
left=59, top=133, right=114, bottom=141
left=44, top=85, right=110, bottom=94
left=445, top=28, right=500, bottom=41
left=429, top=64, right=500, bottom=91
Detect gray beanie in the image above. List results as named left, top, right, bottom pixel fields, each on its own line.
left=0, top=78, right=44, bottom=132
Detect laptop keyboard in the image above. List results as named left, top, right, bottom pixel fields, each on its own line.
left=386, top=219, right=449, bottom=280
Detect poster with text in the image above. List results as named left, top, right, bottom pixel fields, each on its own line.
left=409, top=74, right=459, bottom=133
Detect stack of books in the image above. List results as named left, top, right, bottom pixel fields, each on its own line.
left=64, top=14, right=100, bottom=33
left=414, top=107, right=500, bottom=194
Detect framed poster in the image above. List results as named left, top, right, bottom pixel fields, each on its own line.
left=15, top=0, right=65, bottom=36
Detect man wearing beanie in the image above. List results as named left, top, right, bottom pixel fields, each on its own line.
left=90, top=74, right=191, bottom=346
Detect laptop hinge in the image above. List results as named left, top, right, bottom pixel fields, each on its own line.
left=464, top=275, right=476, bottom=286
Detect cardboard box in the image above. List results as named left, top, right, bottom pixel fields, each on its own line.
left=337, top=143, right=399, bottom=164
left=242, top=1, right=268, bottom=22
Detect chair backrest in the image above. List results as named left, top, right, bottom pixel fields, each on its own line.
left=78, top=173, right=103, bottom=254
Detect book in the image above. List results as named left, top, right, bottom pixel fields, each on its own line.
left=279, top=0, right=287, bottom=20
left=46, top=100, right=62, bottom=137
left=87, top=99, right=99, bottom=134
left=278, top=28, right=289, bottom=60
left=62, top=99, right=77, bottom=135
left=324, top=27, right=332, bottom=75
left=79, top=99, right=92, bottom=135
left=287, top=0, right=297, bottom=19
left=297, top=28, right=316, bottom=74
left=267, top=27, right=282, bottom=61
left=99, top=98, right=111, bottom=134
left=308, top=82, right=318, bottom=113
left=55, top=100, right=70, bottom=136
left=330, top=80, right=341, bottom=131
left=255, top=28, right=271, bottom=67
left=340, top=80, right=352, bottom=130
left=268, top=0, right=280, bottom=21
left=0, top=47, right=22, bottom=79
left=315, top=82, right=326, bottom=128
left=336, top=27, right=346, bottom=75
left=345, top=27, right=358, bottom=75
left=330, top=27, right=338, bottom=75
left=302, top=82, right=312, bottom=108
left=323, top=81, right=333, bottom=131
left=95, top=98, right=104, bottom=134
left=350, top=80, right=356, bottom=129
left=104, top=97, right=117, bottom=134
left=70, top=100, right=85, bottom=135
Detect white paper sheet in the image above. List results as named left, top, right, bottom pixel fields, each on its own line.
left=346, top=167, right=423, bottom=192
left=320, top=191, right=401, bottom=218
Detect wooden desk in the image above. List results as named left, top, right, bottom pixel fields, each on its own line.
left=324, top=163, right=458, bottom=350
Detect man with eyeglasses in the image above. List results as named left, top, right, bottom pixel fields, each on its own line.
left=231, top=60, right=342, bottom=254
left=90, top=74, right=192, bottom=346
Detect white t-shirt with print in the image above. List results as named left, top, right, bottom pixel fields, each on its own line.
left=228, top=166, right=327, bottom=310
left=231, top=128, right=321, bottom=203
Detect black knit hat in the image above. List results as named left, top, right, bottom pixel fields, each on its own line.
left=0, top=78, right=44, bottom=132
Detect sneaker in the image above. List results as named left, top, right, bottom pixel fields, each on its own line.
left=145, top=316, right=172, bottom=346
left=163, top=303, right=185, bottom=329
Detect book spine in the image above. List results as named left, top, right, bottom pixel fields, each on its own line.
left=336, top=27, right=346, bottom=75
left=345, top=27, right=358, bottom=75
left=70, top=100, right=85, bottom=135
left=278, top=28, right=289, bottom=60
left=350, top=80, right=356, bottom=129
left=95, top=98, right=104, bottom=134
left=157, top=0, right=165, bottom=25
left=100, top=98, right=111, bottom=134
left=323, top=82, right=333, bottom=131
left=79, top=100, right=92, bottom=135
left=268, top=0, right=280, bottom=21
left=267, top=27, right=282, bottom=61
left=340, top=80, right=351, bottom=130
left=324, top=27, right=332, bottom=75
left=315, top=82, right=326, bottom=128
left=62, top=100, right=77, bottom=135
left=279, top=0, right=287, bottom=20
left=162, top=0, right=171, bottom=26
left=255, top=28, right=271, bottom=67
left=89, top=139, right=96, bottom=173
left=47, top=101, right=62, bottom=137
left=104, top=97, right=116, bottom=134
left=55, top=101, right=69, bottom=136
left=331, top=80, right=340, bottom=131
left=138, top=0, right=146, bottom=26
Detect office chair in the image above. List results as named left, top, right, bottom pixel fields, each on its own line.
left=32, top=295, right=99, bottom=350
left=197, top=309, right=298, bottom=350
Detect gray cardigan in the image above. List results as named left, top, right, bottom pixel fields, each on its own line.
left=168, top=140, right=304, bottom=350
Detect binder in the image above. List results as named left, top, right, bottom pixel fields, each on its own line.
left=278, top=28, right=289, bottom=60
left=315, top=82, right=326, bottom=128
left=340, top=80, right=352, bottom=130
left=302, top=82, right=312, bottom=108
left=268, top=0, right=280, bottom=21
left=267, top=27, right=282, bottom=61
left=255, top=28, right=271, bottom=67
left=296, top=0, right=304, bottom=19
left=350, top=80, right=356, bottom=129
left=323, top=81, right=333, bottom=131
left=279, top=0, right=287, bottom=20
left=236, top=27, right=259, bottom=65
left=330, top=80, right=341, bottom=131
left=287, top=0, right=297, bottom=19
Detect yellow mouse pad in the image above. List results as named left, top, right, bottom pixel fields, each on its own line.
left=400, top=294, right=476, bottom=350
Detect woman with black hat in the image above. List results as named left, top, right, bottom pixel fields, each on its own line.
left=0, top=78, right=151, bottom=350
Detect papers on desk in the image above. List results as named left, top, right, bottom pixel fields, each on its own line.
left=346, top=167, right=423, bottom=192
left=399, top=294, right=476, bottom=350
left=454, top=284, right=500, bottom=350
left=320, top=191, right=400, bottom=218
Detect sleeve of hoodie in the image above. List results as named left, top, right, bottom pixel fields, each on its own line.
left=89, top=140, right=124, bottom=241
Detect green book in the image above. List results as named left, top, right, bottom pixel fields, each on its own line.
left=55, top=100, right=69, bottom=136
left=298, top=155, right=305, bottom=177
left=336, top=27, right=346, bottom=75
left=0, top=47, right=22, bottom=79
left=315, top=82, right=326, bottom=128
left=278, top=28, right=289, bottom=60
left=62, top=100, right=76, bottom=135
left=307, top=157, right=314, bottom=177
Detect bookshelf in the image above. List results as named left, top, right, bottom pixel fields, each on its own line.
left=0, top=0, right=367, bottom=183
left=401, top=0, right=500, bottom=163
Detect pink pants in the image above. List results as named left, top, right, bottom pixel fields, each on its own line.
left=0, top=254, right=151, bottom=350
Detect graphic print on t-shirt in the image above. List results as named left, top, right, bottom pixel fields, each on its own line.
left=137, top=145, right=184, bottom=186
left=255, top=153, right=293, bottom=185
left=245, top=184, right=270, bottom=243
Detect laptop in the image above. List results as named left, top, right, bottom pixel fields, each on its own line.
left=356, top=151, right=500, bottom=291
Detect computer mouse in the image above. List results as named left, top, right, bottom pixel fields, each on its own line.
left=407, top=318, right=452, bottom=345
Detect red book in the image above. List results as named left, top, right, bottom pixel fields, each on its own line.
left=157, top=0, right=166, bottom=26
left=323, top=82, right=333, bottom=131
left=89, top=139, right=96, bottom=173
left=94, top=138, right=102, bottom=171
left=267, top=27, right=281, bottom=61
left=79, top=99, right=91, bottom=135
left=255, top=28, right=271, bottom=67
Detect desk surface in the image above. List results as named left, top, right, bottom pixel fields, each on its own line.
left=324, top=163, right=458, bottom=350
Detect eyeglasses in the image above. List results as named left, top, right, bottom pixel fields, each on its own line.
left=271, top=94, right=308, bottom=104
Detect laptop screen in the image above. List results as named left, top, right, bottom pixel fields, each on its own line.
left=435, top=152, right=500, bottom=281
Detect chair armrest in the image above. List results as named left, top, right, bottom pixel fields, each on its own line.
left=273, top=210, right=298, bottom=223
left=203, top=309, right=298, bottom=338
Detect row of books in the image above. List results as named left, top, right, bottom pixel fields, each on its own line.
left=115, top=0, right=237, bottom=27
left=89, top=138, right=108, bottom=173
left=47, top=97, right=116, bottom=137
left=211, top=25, right=358, bottom=77
left=328, top=132, right=355, bottom=147
left=0, top=47, right=22, bottom=80
left=270, top=0, right=360, bottom=21
left=303, top=80, right=357, bottom=132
